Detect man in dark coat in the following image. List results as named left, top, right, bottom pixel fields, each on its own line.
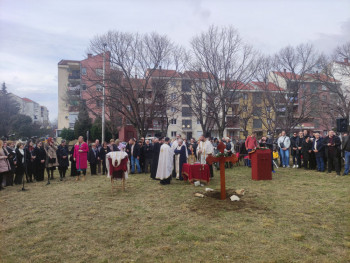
left=88, top=143, right=99, bottom=175
left=56, top=140, right=69, bottom=181
left=33, top=141, right=46, bottom=181
left=323, top=130, right=341, bottom=175
left=174, top=138, right=187, bottom=180
left=312, top=132, right=325, bottom=172
left=290, top=132, right=298, bottom=168
left=295, top=131, right=304, bottom=168
left=302, top=136, right=312, bottom=169
left=107, top=139, right=119, bottom=152
left=138, top=140, right=145, bottom=173
left=150, top=138, right=161, bottom=179
left=143, top=139, right=153, bottom=174
left=129, top=138, right=141, bottom=174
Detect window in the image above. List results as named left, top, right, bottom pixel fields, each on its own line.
left=253, top=119, right=262, bottom=129
left=322, top=85, right=327, bottom=91
left=243, top=93, right=248, bottom=100
left=95, top=68, right=103, bottom=76
left=242, top=106, right=247, bottom=112
left=126, top=105, right=131, bottom=111
left=96, top=100, right=102, bottom=108
left=181, top=79, right=191, bottom=92
left=171, top=80, right=177, bottom=87
left=310, top=83, right=318, bottom=93
left=182, top=95, right=191, bottom=105
left=69, top=123, right=75, bottom=129
left=253, top=107, right=262, bottom=116
left=253, top=93, right=262, bottom=104
left=81, top=84, right=87, bottom=90
left=322, top=95, right=327, bottom=101
left=96, top=84, right=103, bottom=92
left=81, top=68, right=87, bottom=75
left=171, top=131, right=177, bottom=137
left=170, top=107, right=176, bottom=112
left=197, top=119, right=200, bottom=125
left=170, top=93, right=177, bottom=100
left=267, top=119, right=272, bottom=125
left=170, top=118, right=177, bottom=125
left=266, top=106, right=271, bottom=112
left=182, top=119, right=192, bottom=129
left=182, top=107, right=192, bottom=117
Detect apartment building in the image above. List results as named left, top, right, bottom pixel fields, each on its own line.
left=57, top=59, right=81, bottom=132
left=9, top=93, right=49, bottom=125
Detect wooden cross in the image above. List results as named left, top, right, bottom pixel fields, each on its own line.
left=206, top=142, right=238, bottom=200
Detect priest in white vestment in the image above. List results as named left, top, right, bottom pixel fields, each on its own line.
left=156, top=137, right=174, bottom=185
left=197, top=135, right=213, bottom=164
left=197, top=135, right=214, bottom=177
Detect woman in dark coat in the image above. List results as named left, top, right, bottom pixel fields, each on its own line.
left=24, top=140, right=35, bottom=182
left=33, top=141, right=46, bottom=181
left=56, top=140, right=69, bottom=181
left=150, top=138, right=161, bottom=180
left=14, top=142, right=25, bottom=185
left=4, top=141, right=16, bottom=186
left=69, top=145, right=77, bottom=176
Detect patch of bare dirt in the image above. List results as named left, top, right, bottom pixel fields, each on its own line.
left=188, top=189, right=270, bottom=216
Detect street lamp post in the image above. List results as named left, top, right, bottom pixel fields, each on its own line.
left=102, top=43, right=107, bottom=144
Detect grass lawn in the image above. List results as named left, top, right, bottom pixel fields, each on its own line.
left=1, top=166, right=349, bottom=262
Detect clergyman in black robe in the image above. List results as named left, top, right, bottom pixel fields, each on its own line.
left=150, top=139, right=161, bottom=180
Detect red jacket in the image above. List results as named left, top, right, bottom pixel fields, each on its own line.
left=245, top=136, right=257, bottom=150
left=74, top=142, right=89, bottom=170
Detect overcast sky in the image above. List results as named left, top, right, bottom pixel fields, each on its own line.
left=0, top=0, right=349, bottom=122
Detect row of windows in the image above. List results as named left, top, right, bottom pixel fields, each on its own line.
left=80, top=84, right=103, bottom=91
left=81, top=68, right=104, bottom=76
left=170, top=119, right=201, bottom=125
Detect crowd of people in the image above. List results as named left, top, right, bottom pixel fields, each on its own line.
left=242, top=129, right=348, bottom=176
left=0, top=129, right=349, bottom=191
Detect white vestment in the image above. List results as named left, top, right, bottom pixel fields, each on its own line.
left=106, top=151, right=130, bottom=180
left=156, top=143, right=174, bottom=180
left=200, top=140, right=214, bottom=164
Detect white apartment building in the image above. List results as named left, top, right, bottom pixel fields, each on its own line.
left=57, top=59, right=81, bottom=131
left=9, top=93, right=49, bottom=125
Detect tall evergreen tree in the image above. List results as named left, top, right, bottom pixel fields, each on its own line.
left=0, top=82, right=20, bottom=137
left=74, top=105, right=92, bottom=140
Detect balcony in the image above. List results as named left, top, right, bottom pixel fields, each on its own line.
left=68, top=74, right=80, bottom=80
left=226, top=117, right=240, bottom=129
left=148, top=124, right=161, bottom=131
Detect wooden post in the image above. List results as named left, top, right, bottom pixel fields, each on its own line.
left=206, top=142, right=238, bottom=200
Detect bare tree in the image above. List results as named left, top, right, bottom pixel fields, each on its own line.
left=83, top=31, right=186, bottom=138
left=188, top=25, right=258, bottom=138
left=254, top=44, right=321, bottom=135
left=316, top=42, right=350, bottom=127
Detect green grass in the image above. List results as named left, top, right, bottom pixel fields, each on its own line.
left=1, top=166, right=349, bottom=262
